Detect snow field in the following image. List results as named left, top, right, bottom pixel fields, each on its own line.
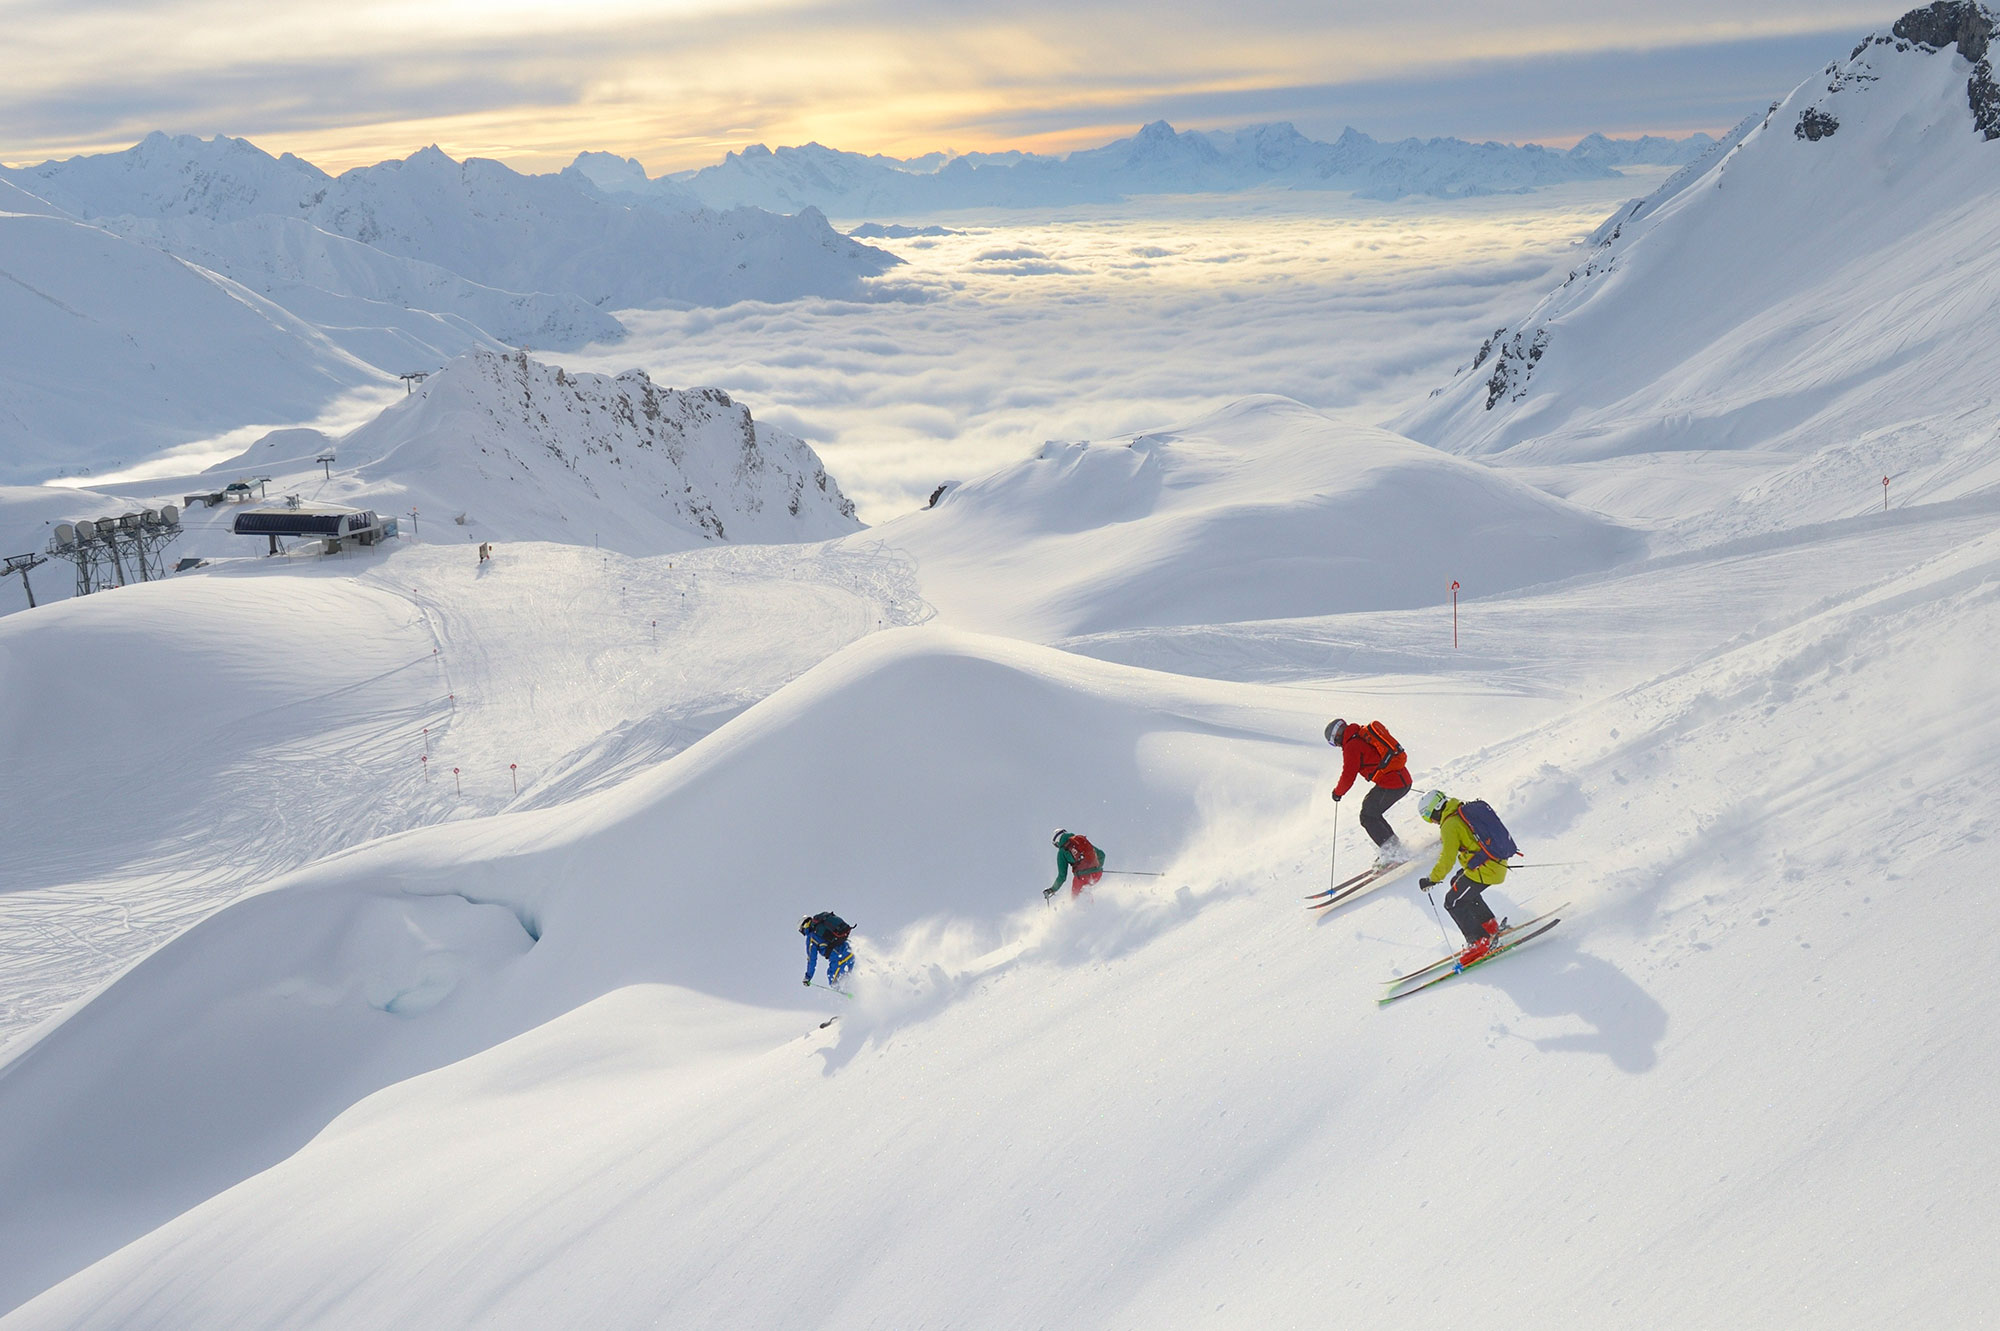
left=9, top=501, right=1995, bottom=1326
left=0, top=538, right=921, bottom=1050
left=4, top=465, right=1996, bottom=1326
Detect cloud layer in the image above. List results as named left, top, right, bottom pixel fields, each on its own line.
left=553, top=177, right=1660, bottom=522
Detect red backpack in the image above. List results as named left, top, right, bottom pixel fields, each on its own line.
left=1355, top=721, right=1406, bottom=777
left=1065, top=834, right=1101, bottom=870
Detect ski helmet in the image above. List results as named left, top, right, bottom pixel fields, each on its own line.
left=1325, top=719, right=1347, bottom=746
left=1052, top=828, right=1070, bottom=847
left=1418, top=789, right=1448, bottom=823
left=799, top=915, right=814, bottom=934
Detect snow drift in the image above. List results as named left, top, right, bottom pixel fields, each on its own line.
left=0, top=626, right=1329, bottom=1313
left=863, top=396, right=1642, bottom=639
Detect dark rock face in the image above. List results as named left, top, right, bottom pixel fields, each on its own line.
left=1973, top=59, right=2000, bottom=137
left=1795, top=108, right=1842, bottom=141
left=1482, top=329, right=1549, bottom=410
left=1892, top=2, right=1993, bottom=62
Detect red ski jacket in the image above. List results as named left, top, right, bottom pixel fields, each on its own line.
left=1333, top=724, right=1411, bottom=797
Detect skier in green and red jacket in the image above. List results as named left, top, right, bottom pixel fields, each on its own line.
left=1044, top=829, right=1106, bottom=900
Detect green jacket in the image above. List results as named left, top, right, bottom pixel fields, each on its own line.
left=1051, top=839, right=1107, bottom=892
left=1429, top=799, right=1508, bottom=887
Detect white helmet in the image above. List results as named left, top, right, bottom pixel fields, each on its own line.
left=1418, top=790, right=1448, bottom=823
left=1052, top=828, right=1070, bottom=847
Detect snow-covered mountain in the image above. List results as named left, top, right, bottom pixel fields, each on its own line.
left=664, top=120, right=1717, bottom=215
left=6, top=134, right=901, bottom=314
left=226, top=348, right=860, bottom=553
left=1397, top=3, right=2000, bottom=539
left=0, top=134, right=900, bottom=483
left=0, top=206, right=383, bottom=482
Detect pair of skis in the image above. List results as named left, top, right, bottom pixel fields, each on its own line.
left=1304, top=856, right=1416, bottom=911
left=1377, top=902, right=1568, bottom=1004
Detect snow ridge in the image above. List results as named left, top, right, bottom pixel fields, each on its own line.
left=1396, top=2, right=2000, bottom=512
left=311, top=348, right=861, bottom=552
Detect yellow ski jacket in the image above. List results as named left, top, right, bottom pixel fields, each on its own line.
left=1429, top=798, right=1509, bottom=887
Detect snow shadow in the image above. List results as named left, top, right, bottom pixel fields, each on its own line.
left=1477, top=936, right=1667, bottom=1073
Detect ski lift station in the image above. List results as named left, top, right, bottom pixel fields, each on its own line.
left=231, top=504, right=395, bottom=555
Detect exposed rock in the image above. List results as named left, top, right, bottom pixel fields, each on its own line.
left=1482, top=329, right=1549, bottom=410
left=1796, top=108, right=1842, bottom=141
left=1891, top=2, right=1993, bottom=62
left=1973, top=58, right=2000, bottom=137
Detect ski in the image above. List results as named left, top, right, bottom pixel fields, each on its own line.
left=1378, top=918, right=1562, bottom=1005
left=1383, top=902, right=1570, bottom=984
left=1307, top=867, right=1380, bottom=900
left=819, top=1015, right=839, bottom=1029
left=811, top=981, right=853, bottom=998
left=1308, top=858, right=1419, bottom=911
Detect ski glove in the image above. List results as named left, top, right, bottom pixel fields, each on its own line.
left=1042, top=886, right=1059, bottom=900
left=1329, top=791, right=1342, bottom=802
left=803, top=977, right=812, bottom=986
left=1417, top=878, right=1435, bottom=891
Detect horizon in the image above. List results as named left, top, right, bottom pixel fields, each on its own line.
left=0, top=2, right=1880, bottom=175
left=1, top=117, right=1731, bottom=179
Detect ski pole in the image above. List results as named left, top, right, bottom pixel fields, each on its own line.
left=1097, top=870, right=1164, bottom=877
left=1330, top=798, right=1340, bottom=891
left=1421, top=882, right=1455, bottom=953
left=1506, top=861, right=1587, bottom=869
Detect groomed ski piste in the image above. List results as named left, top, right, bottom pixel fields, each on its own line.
left=3, top=11, right=1998, bottom=1328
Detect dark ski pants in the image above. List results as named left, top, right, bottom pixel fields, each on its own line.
left=1444, top=874, right=1498, bottom=944
left=1360, top=783, right=1409, bottom=848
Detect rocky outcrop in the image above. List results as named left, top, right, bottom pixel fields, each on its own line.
left=1892, top=2, right=1993, bottom=61
left=1795, top=108, right=1842, bottom=141
left=1972, top=59, right=2000, bottom=137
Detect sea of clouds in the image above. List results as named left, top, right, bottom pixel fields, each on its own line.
left=551, top=173, right=1670, bottom=523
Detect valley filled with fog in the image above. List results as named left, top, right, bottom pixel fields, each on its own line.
left=558, top=174, right=1671, bottom=519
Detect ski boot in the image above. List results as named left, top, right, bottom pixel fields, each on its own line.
left=1455, top=919, right=1501, bottom=968
left=1372, top=836, right=1409, bottom=870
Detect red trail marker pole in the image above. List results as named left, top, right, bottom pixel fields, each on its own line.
left=510, top=763, right=518, bottom=794
left=1882, top=476, right=1890, bottom=511
left=1451, top=580, right=1461, bottom=649
left=453, top=766, right=461, bottom=796
left=420, top=754, right=429, bottom=778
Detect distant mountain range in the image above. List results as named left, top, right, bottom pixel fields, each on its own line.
left=576, top=120, right=1719, bottom=217
left=0, top=135, right=899, bottom=481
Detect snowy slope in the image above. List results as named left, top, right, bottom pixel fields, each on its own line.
left=106, top=213, right=625, bottom=355
left=228, top=348, right=862, bottom=553
left=0, top=210, right=384, bottom=482
left=858, top=396, right=1642, bottom=639
left=1397, top=5, right=2000, bottom=540
left=2, top=483, right=1996, bottom=1327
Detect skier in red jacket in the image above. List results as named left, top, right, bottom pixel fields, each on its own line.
left=1327, top=718, right=1413, bottom=868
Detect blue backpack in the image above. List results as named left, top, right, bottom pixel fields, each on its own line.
left=1455, top=800, right=1520, bottom=873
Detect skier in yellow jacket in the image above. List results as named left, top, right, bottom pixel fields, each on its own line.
left=1415, top=789, right=1511, bottom=964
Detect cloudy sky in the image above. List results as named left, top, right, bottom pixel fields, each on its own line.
left=1, top=1, right=1881, bottom=172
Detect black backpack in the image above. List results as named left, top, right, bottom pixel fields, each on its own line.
left=811, top=912, right=852, bottom=945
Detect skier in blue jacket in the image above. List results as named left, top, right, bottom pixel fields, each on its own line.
left=800, top=912, right=855, bottom=987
